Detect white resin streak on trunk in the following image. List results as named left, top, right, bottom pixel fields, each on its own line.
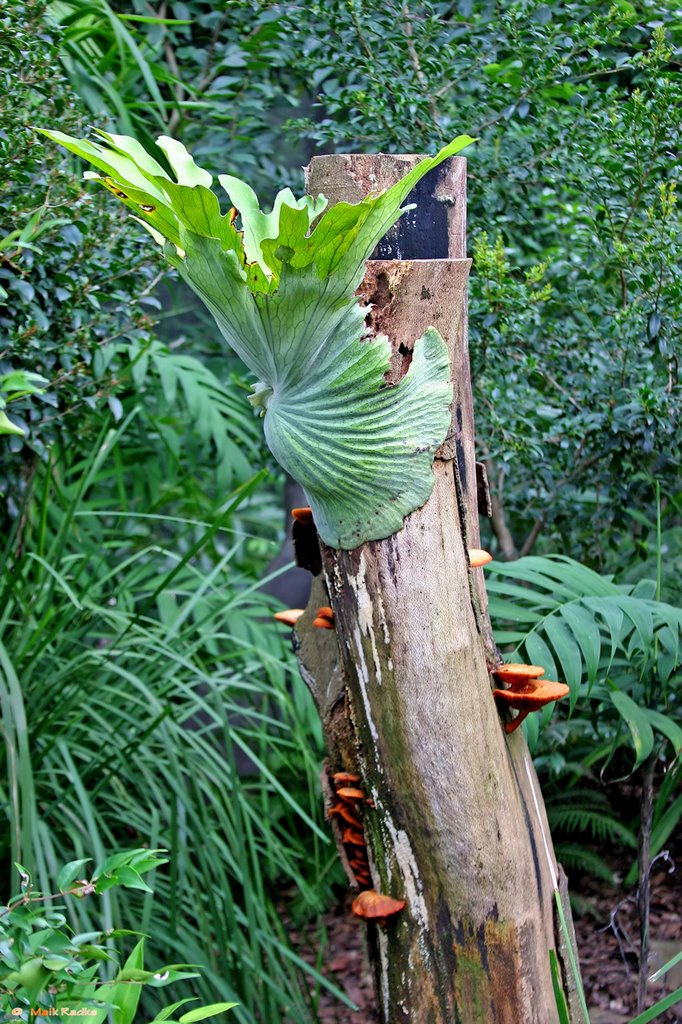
left=379, top=801, right=430, bottom=933
left=352, top=550, right=386, bottom=684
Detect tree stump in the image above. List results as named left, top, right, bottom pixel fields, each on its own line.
left=292, top=153, right=584, bottom=1023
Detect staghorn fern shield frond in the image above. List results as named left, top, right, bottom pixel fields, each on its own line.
left=38, top=128, right=474, bottom=548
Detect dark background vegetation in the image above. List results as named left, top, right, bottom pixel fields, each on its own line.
left=1, top=1, right=680, bottom=1021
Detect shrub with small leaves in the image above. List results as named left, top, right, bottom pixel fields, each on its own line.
left=0, top=852, right=238, bottom=1023
left=0, top=3, right=161, bottom=500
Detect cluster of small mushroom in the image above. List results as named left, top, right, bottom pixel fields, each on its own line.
left=328, top=772, right=406, bottom=925
left=492, top=664, right=570, bottom=734
left=273, top=508, right=338, bottom=632
left=329, top=771, right=372, bottom=889
left=273, top=604, right=335, bottom=629
left=312, top=605, right=334, bottom=630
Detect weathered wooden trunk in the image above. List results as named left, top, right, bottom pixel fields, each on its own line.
left=292, top=154, right=584, bottom=1023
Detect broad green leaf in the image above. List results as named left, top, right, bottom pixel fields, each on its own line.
left=263, top=323, right=451, bottom=548
left=619, top=595, right=654, bottom=658
left=644, top=708, right=682, bottom=755
left=151, top=999, right=198, bottom=1023
left=610, top=691, right=654, bottom=770
left=106, top=938, right=146, bottom=1024
left=544, top=614, right=583, bottom=695
left=549, top=949, right=571, bottom=1024
left=584, top=596, right=624, bottom=674
left=0, top=410, right=26, bottom=436
left=56, top=859, right=91, bottom=891
left=115, top=865, right=154, bottom=892
left=487, top=598, right=553, bottom=624
left=650, top=794, right=682, bottom=859
left=656, top=623, right=681, bottom=683
left=42, top=128, right=475, bottom=547
left=156, top=137, right=213, bottom=188
left=560, top=603, right=601, bottom=684
left=523, top=633, right=559, bottom=683
left=178, top=1003, right=239, bottom=1023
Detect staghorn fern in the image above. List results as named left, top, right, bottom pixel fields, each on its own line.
left=39, top=128, right=474, bottom=548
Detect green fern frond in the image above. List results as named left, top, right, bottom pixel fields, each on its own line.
left=125, top=340, right=261, bottom=487
left=554, top=843, right=617, bottom=883
left=486, top=555, right=682, bottom=708
left=548, top=806, right=637, bottom=848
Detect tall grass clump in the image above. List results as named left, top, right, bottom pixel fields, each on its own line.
left=0, top=418, right=348, bottom=1024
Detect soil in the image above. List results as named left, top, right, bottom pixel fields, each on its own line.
left=294, top=841, right=681, bottom=1023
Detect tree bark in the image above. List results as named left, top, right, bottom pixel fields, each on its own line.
left=293, top=153, right=584, bottom=1023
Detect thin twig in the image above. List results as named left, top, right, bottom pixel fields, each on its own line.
left=400, top=2, right=439, bottom=124
left=637, top=749, right=658, bottom=1013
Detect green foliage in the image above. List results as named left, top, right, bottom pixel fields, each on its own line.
left=45, top=0, right=315, bottom=196
left=485, top=554, right=681, bottom=883
left=277, top=0, right=682, bottom=567
left=1, top=855, right=237, bottom=1023
left=39, top=129, right=473, bottom=547
left=0, top=2, right=156, bottom=474
left=1, top=3, right=258, bottom=516
left=7, top=2, right=682, bottom=1017
left=0, top=372, right=48, bottom=436
left=486, top=554, right=680, bottom=703
left=0, top=424, right=348, bottom=1023
left=33, top=0, right=682, bottom=563
left=33, top=0, right=682, bottom=561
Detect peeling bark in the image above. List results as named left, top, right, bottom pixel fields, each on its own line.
left=292, top=154, right=584, bottom=1023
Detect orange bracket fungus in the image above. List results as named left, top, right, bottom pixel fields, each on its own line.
left=331, top=771, right=361, bottom=784
left=328, top=771, right=373, bottom=891
left=291, top=506, right=314, bottom=524
left=351, top=890, right=406, bottom=925
left=273, top=608, right=305, bottom=627
left=493, top=663, right=545, bottom=683
left=493, top=679, right=570, bottom=733
left=313, top=605, right=335, bottom=630
left=329, top=803, right=362, bottom=827
left=342, top=828, right=367, bottom=847
left=335, top=786, right=365, bottom=801
left=468, top=548, right=493, bottom=568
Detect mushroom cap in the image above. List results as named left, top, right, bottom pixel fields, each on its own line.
left=342, top=828, right=366, bottom=846
left=493, top=679, right=569, bottom=710
left=291, top=506, right=313, bottom=524
left=351, top=889, right=406, bottom=921
left=468, top=548, right=493, bottom=568
left=316, top=606, right=334, bottom=620
left=329, top=803, right=362, bottom=827
left=336, top=786, right=365, bottom=801
left=273, top=609, right=305, bottom=626
left=494, top=663, right=545, bottom=682
left=332, top=771, right=361, bottom=784
left=313, top=616, right=334, bottom=630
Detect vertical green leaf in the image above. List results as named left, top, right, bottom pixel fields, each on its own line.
left=549, top=949, right=572, bottom=1024
left=610, top=691, right=654, bottom=769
